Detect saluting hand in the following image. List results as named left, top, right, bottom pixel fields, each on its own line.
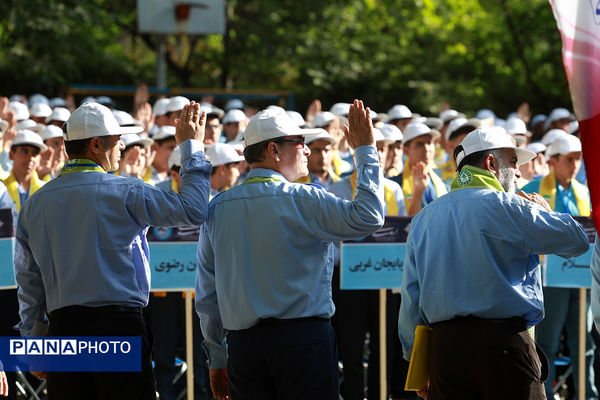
left=344, top=99, right=375, bottom=149
left=175, top=101, right=206, bottom=144
left=412, top=161, right=429, bottom=194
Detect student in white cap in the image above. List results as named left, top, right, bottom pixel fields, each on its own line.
left=386, top=104, right=414, bottom=131
left=14, top=101, right=211, bottom=399
left=505, top=117, right=531, bottom=148
left=519, top=142, right=549, bottom=183
left=295, top=129, right=340, bottom=190
left=222, top=109, right=248, bottom=142
left=399, top=127, right=588, bottom=399
left=45, top=107, right=71, bottom=129
left=165, top=96, right=190, bottom=126
left=37, top=125, right=68, bottom=181
left=152, top=98, right=171, bottom=129
left=440, top=117, right=481, bottom=186
left=206, top=143, right=244, bottom=197
left=203, top=106, right=224, bottom=145
left=312, top=111, right=351, bottom=178
left=329, top=127, right=406, bottom=400
left=8, top=101, right=29, bottom=123
left=521, top=135, right=597, bottom=400
left=544, top=107, right=571, bottom=132
left=117, top=134, right=153, bottom=179
left=2, top=130, right=47, bottom=213
left=145, top=125, right=177, bottom=185
left=380, top=124, right=404, bottom=178
left=195, top=101, right=383, bottom=400
left=29, top=103, right=53, bottom=125
left=390, top=122, right=448, bottom=216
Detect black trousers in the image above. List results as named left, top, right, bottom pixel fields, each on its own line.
left=227, top=317, right=339, bottom=400
left=429, top=316, right=548, bottom=400
left=46, top=305, right=156, bottom=400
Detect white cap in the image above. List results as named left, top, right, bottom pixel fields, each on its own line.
left=153, top=125, right=176, bottom=141
left=380, top=124, right=403, bottom=143
left=546, top=135, right=582, bottom=158
left=545, top=108, right=571, bottom=129
left=386, top=105, right=413, bottom=122
left=266, top=105, right=286, bottom=114
left=168, top=146, right=181, bottom=168
left=65, top=102, right=143, bottom=141
left=121, top=133, right=153, bottom=149
left=242, top=109, right=322, bottom=147
left=541, top=129, right=568, bottom=146
left=12, top=130, right=48, bottom=152
left=46, top=107, right=71, bottom=123
left=439, top=109, right=466, bottom=123
left=568, top=120, right=579, bottom=135
left=455, top=127, right=535, bottom=167
left=40, top=125, right=64, bottom=141
left=81, top=96, right=97, bottom=105
left=311, top=111, right=336, bottom=128
left=445, top=117, right=481, bottom=141
left=112, top=110, right=144, bottom=134
left=9, top=101, right=29, bottom=121
left=200, top=103, right=225, bottom=119
left=222, top=109, right=247, bottom=125
left=373, top=128, right=394, bottom=144
left=286, top=111, right=306, bottom=127
left=330, top=103, right=351, bottom=116
left=205, top=143, right=244, bottom=166
left=402, top=122, right=440, bottom=145
left=29, top=103, right=52, bottom=118
left=505, top=117, right=530, bottom=136
left=49, top=97, right=67, bottom=108
left=29, top=94, right=49, bottom=106
left=153, top=98, right=171, bottom=116
left=165, top=96, right=190, bottom=113
left=225, top=98, right=244, bottom=111
left=525, top=142, right=546, bottom=154
left=16, top=119, right=39, bottom=132
left=476, top=109, right=496, bottom=120
left=424, top=117, right=444, bottom=131
left=305, top=128, right=336, bottom=145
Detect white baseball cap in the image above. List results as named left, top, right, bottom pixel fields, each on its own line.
left=545, top=108, right=571, bottom=129
left=222, top=109, right=247, bottom=125
left=476, top=109, right=496, bottom=120
left=455, top=127, right=535, bottom=167
left=16, top=119, right=39, bottom=132
left=330, top=103, right=351, bottom=116
left=121, top=133, right=153, bottom=149
left=205, top=143, right=244, bottom=166
left=45, top=107, right=71, bottom=124
left=225, top=98, right=244, bottom=111
left=386, top=105, right=413, bottom=122
left=29, top=94, right=49, bottom=106
left=40, top=125, right=64, bottom=141
left=546, top=135, right=582, bottom=158
left=9, top=101, right=29, bottom=121
left=505, top=117, right=530, bottom=136
left=65, top=102, right=143, bottom=141
left=380, top=124, right=403, bottom=143
left=165, top=96, right=190, bottom=114
left=242, top=109, right=322, bottom=147
left=541, top=129, right=568, bottom=146
left=311, top=111, right=336, bottom=128
left=112, top=110, right=144, bottom=133
left=525, top=142, right=546, bottom=154
left=153, top=98, right=171, bottom=116
left=49, top=97, right=67, bottom=108
left=12, top=130, right=48, bottom=152
left=402, top=122, right=440, bottom=145
left=286, top=111, right=306, bottom=127
left=200, top=102, right=225, bottom=119
left=153, top=125, right=176, bottom=141
left=305, top=128, right=336, bottom=145
left=445, top=117, right=482, bottom=141
left=168, top=146, right=181, bottom=168
left=373, top=128, right=394, bottom=144
left=439, top=109, right=465, bottom=123
left=29, top=103, right=53, bottom=118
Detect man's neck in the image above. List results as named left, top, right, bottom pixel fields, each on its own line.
left=556, top=175, right=572, bottom=190
left=311, top=169, right=329, bottom=183
left=14, top=169, right=32, bottom=191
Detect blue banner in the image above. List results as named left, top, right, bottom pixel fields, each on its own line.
left=340, top=216, right=411, bottom=290
left=0, top=336, right=141, bottom=372
left=0, top=237, right=15, bottom=289
left=149, top=242, right=197, bottom=290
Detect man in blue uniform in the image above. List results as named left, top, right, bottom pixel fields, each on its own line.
left=14, top=101, right=211, bottom=400
left=399, top=127, right=590, bottom=400
left=195, top=101, right=384, bottom=400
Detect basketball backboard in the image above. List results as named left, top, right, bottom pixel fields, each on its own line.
left=137, top=0, right=225, bottom=35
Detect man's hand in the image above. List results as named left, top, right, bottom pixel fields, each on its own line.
left=175, top=101, right=206, bottom=144
left=412, top=161, right=429, bottom=194
left=517, top=191, right=552, bottom=212
left=30, top=370, right=47, bottom=380
left=305, top=99, right=321, bottom=124
left=344, top=99, right=374, bottom=149
left=209, top=368, right=230, bottom=400
left=417, top=381, right=430, bottom=399
left=135, top=102, right=154, bottom=134
left=0, top=370, right=8, bottom=396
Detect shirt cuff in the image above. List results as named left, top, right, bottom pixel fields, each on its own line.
left=179, top=139, right=205, bottom=158
left=354, top=145, right=379, bottom=165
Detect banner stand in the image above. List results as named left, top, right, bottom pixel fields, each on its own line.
left=185, top=290, right=194, bottom=400
left=578, top=288, right=586, bottom=400
left=379, top=289, right=387, bottom=400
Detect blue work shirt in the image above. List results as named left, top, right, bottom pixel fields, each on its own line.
left=195, top=145, right=384, bottom=368
left=15, top=139, right=211, bottom=336
left=398, top=187, right=589, bottom=359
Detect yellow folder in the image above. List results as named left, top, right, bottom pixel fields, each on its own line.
left=404, top=325, right=432, bottom=391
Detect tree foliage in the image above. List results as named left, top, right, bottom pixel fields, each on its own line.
left=0, top=0, right=571, bottom=117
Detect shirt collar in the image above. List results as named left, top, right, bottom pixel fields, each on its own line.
left=246, top=168, right=290, bottom=183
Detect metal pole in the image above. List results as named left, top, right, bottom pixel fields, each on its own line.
left=185, top=290, right=195, bottom=400
left=578, top=288, right=586, bottom=400
left=379, top=289, right=387, bottom=400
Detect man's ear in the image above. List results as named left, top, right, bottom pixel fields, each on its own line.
left=89, top=137, right=101, bottom=155
left=266, top=142, right=280, bottom=162
left=483, top=153, right=497, bottom=174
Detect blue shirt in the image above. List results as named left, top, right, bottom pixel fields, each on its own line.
left=398, top=187, right=589, bottom=359
left=195, top=145, right=384, bottom=368
left=591, top=235, right=600, bottom=329
left=0, top=180, right=17, bottom=227
left=14, top=139, right=211, bottom=336
left=521, top=178, right=589, bottom=216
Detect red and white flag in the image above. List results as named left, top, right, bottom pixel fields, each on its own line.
left=549, top=0, right=600, bottom=227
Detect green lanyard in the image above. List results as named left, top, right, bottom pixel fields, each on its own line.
left=243, top=176, right=281, bottom=184
left=59, top=159, right=105, bottom=176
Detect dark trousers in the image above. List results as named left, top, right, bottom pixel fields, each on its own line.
left=227, top=317, right=339, bottom=400
left=429, top=316, right=548, bottom=400
left=46, top=305, right=156, bottom=400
